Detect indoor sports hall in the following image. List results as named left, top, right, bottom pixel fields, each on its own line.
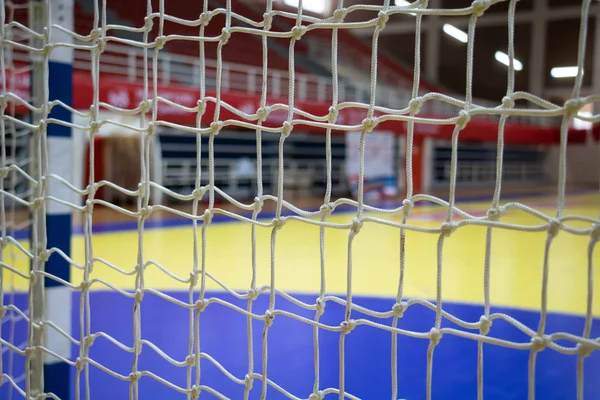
left=1, top=0, right=599, bottom=399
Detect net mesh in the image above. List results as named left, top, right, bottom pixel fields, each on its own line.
left=0, top=0, right=599, bottom=399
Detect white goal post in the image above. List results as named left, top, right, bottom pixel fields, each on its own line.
left=0, top=0, right=599, bottom=399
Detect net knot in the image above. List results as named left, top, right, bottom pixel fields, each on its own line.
left=402, top=199, right=414, bottom=217
left=429, top=328, right=442, bottom=345
left=471, top=0, right=491, bottom=17
left=0, top=167, right=8, bottom=179
left=256, top=106, right=269, bottom=122
left=408, top=97, right=422, bottom=115
left=129, top=371, right=142, bottom=383
left=332, top=8, right=347, bottom=23
left=340, top=319, right=356, bottom=334
left=253, top=196, right=264, bottom=213
left=0, top=95, right=7, bottom=110
left=0, top=306, right=6, bottom=319
left=291, top=25, right=307, bottom=41
left=192, top=187, right=206, bottom=201
left=531, top=335, right=550, bottom=352
left=264, top=310, right=275, bottom=327
left=89, top=120, right=101, bottom=132
left=247, top=288, right=260, bottom=301
left=309, top=391, right=325, bottom=400
left=220, top=28, right=231, bottom=45
left=190, top=385, right=200, bottom=399
left=351, top=218, right=363, bottom=234
left=147, top=122, right=156, bottom=136
left=320, top=202, right=334, bottom=216
left=134, top=289, right=144, bottom=303
left=361, top=117, right=377, bottom=133
left=273, top=217, right=286, bottom=230
left=327, top=106, right=339, bottom=124
left=577, top=342, right=596, bottom=358
left=263, top=13, right=273, bottom=31
left=30, top=197, right=43, bottom=211
left=564, top=98, right=583, bottom=116
left=392, top=302, right=406, bottom=318
left=199, top=11, right=212, bottom=27
left=479, top=316, right=492, bottom=335
left=376, top=11, right=389, bottom=30
left=547, top=218, right=561, bottom=237
left=79, top=280, right=91, bottom=292
left=195, top=299, right=209, bottom=312
left=281, top=121, right=293, bottom=137
left=197, top=99, right=206, bottom=115
left=154, top=36, right=166, bottom=51
left=36, top=119, right=46, bottom=133
left=203, top=209, right=213, bottom=224
left=139, top=100, right=151, bottom=114
left=440, top=221, right=457, bottom=237
left=315, top=298, right=326, bottom=317
left=139, top=205, right=153, bottom=218
left=486, top=207, right=503, bottom=221
left=456, top=110, right=471, bottom=130
left=210, top=121, right=223, bottom=135
left=96, top=38, right=106, bottom=54
left=244, top=374, right=254, bottom=390
left=74, top=357, right=85, bottom=371
left=501, top=96, right=515, bottom=109
left=591, top=223, right=600, bottom=242
left=144, top=16, right=154, bottom=31
left=84, top=335, right=96, bottom=348
left=89, top=28, right=102, bottom=42
left=37, top=250, right=50, bottom=263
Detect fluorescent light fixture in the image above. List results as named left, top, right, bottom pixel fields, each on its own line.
left=395, top=0, right=416, bottom=15
left=550, top=66, right=579, bottom=78
left=494, top=51, right=523, bottom=71
left=443, top=24, right=468, bottom=43
left=283, top=0, right=326, bottom=14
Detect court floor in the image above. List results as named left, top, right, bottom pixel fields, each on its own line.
left=2, top=189, right=600, bottom=399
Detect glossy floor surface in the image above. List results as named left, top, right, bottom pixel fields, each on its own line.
left=2, top=189, right=600, bottom=399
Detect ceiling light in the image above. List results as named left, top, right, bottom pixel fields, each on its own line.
left=283, top=0, right=326, bottom=14
left=443, top=24, right=468, bottom=44
left=495, top=51, right=523, bottom=71
left=395, top=0, right=416, bottom=15
left=550, top=66, right=579, bottom=78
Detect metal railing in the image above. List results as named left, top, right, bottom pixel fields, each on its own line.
left=8, top=42, right=556, bottom=127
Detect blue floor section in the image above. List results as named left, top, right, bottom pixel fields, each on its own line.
left=2, top=292, right=599, bottom=399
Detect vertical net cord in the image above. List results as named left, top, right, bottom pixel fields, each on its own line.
left=339, top=2, right=389, bottom=399
left=129, top=0, right=163, bottom=397
left=0, top=0, right=7, bottom=393
left=245, top=1, right=273, bottom=398
left=391, top=1, right=426, bottom=398
left=313, top=1, right=343, bottom=397
left=77, top=0, right=101, bottom=398
left=551, top=2, right=593, bottom=400
left=476, top=0, right=518, bottom=397
left=187, top=0, right=209, bottom=397
left=261, top=1, right=304, bottom=397
left=428, top=5, right=481, bottom=400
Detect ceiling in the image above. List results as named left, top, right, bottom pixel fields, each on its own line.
left=339, top=0, right=597, bottom=103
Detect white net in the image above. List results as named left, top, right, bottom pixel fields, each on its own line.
left=0, top=0, right=599, bottom=399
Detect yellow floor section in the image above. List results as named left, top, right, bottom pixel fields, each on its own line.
left=3, top=193, right=599, bottom=316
